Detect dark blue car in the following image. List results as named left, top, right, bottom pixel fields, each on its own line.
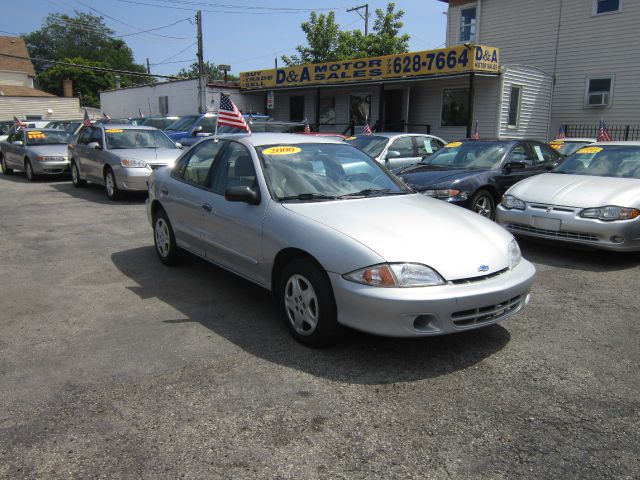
left=164, top=113, right=270, bottom=147
left=394, top=139, right=563, bottom=219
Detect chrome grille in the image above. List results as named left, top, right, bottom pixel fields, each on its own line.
left=529, top=204, right=576, bottom=213
left=508, top=223, right=599, bottom=242
left=450, top=268, right=508, bottom=285
left=452, top=294, right=524, bottom=327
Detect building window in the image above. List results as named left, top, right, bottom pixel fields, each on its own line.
left=289, top=96, right=305, bottom=121
left=585, top=77, right=613, bottom=106
left=319, top=97, right=336, bottom=125
left=593, top=0, right=622, bottom=15
left=459, top=6, right=477, bottom=42
left=441, top=88, right=469, bottom=127
left=507, top=85, right=522, bottom=127
left=349, top=94, right=371, bottom=126
left=159, top=96, right=169, bottom=115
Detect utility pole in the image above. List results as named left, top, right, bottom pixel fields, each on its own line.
left=347, top=4, right=369, bottom=35
left=146, top=58, right=151, bottom=75
left=196, top=10, right=205, bottom=114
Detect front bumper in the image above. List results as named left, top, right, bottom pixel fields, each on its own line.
left=115, top=166, right=153, bottom=192
left=32, top=159, right=70, bottom=175
left=329, top=259, right=535, bottom=337
left=497, top=204, right=640, bottom=252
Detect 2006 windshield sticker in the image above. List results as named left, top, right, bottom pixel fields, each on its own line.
left=262, top=146, right=301, bottom=155
left=105, top=129, right=124, bottom=133
left=445, top=142, right=462, bottom=148
left=576, top=147, right=603, bottom=154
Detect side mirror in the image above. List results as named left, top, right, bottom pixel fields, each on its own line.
left=87, top=141, right=102, bottom=150
left=504, top=161, right=526, bottom=171
left=225, top=185, right=260, bottom=205
left=386, top=150, right=401, bottom=160
left=191, top=125, right=203, bottom=136
left=12, top=140, right=23, bottom=146
left=175, top=142, right=183, bottom=149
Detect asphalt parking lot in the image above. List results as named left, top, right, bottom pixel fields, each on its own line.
left=0, top=173, right=639, bottom=479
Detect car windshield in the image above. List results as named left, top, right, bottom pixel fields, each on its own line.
left=104, top=129, right=177, bottom=150
left=142, top=117, right=178, bottom=129
left=165, top=115, right=199, bottom=131
left=25, top=130, right=70, bottom=146
left=346, top=135, right=390, bottom=158
left=256, top=143, right=410, bottom=201
left=423, top=141, right=508, bottom=169
left=550, top=141, right=592, bottom=156
left=554, top=145, right=640, bottom=178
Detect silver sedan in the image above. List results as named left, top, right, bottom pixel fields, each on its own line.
left=147, top=133, right=535, bottom=347
left=69, top=124, right=182, bottom=200
left=345, top=133, right=447, bottom=169
left=497, top=142, right=640, bottom=251
left=0, top=128, right=71, bottom=180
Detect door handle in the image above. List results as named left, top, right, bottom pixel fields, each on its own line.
left=201, top=203, right=213, bottom=212
left=161, top=187, right=168, bottom=195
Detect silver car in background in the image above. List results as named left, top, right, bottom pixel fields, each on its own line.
left=0, top=128, right=71, bottom=180
left=69, top=124, right=182, bottom=200
left=497, top=142, right=640, bottom=251
left=346, top=132, right=447, bottom=169
left=147, top=133, right=535, bottom=347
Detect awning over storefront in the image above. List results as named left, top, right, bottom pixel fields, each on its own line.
left=239, top=44, right=499, bottom=91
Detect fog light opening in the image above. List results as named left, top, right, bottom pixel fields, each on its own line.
left=413, top=314, right=440, bottom=333
left=610, top=235, right=625, bottom=244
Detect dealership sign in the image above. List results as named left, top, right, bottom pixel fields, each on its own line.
left=240, top=45, right=499, bottom=90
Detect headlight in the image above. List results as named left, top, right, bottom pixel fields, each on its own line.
left=501, top=194, right=526, bottom=210
left=35, top=156, right=67, bottom=162
left=120, top=158, right=147, bottom=168
left=508, top=239, right=521, bottom=269
left=343, top=263, right=445, bottom=288
left=422, top=188, right=467, bottom=199
left=580, top=206, right=640, bottom=221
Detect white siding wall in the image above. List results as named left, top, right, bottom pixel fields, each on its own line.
left=499, top=65, right=553, bottom=140
left=0, top=96, right=81, bottom=120
left=0, top=70, right=33, bottom=87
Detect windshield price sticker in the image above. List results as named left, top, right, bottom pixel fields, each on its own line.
left=105, top=129, right=124, bottom=133
left=345, top=136, right=357, bottom=140
left=576, top=147, right=603, bottom=154
left=445, top=142, right=462, bottom=148
left=549, top=140, right=564, bottom=145
left=549, top=144, right=562, bottom=150
left=27, top=131, right=46, bottom=139
left=263, top=146, right=302, bottom=155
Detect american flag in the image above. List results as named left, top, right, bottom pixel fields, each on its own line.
left=472, top=120, right=480, bottom=139
left=556, top=124, right=566, bottom=140
left=597, top=116, right=612, bottom=142
left=218, top=94, right=251, bottom=133
left=13, top=116, right=25, bottom=128
left=304, top=119, right=311, bottom=133
left=83, top=109, right=92, bottom=126
left=362, top=122, right=372, bottom=135
left=102, top=111, right=111, bottom=120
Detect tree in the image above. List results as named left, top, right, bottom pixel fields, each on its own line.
left=22, top=11, right=150, bottom=99
left=176, top=61, right=239, bottom=82
left=282, top=3, right=410, bottom=66
left=37, top=58, right=114, bottom=108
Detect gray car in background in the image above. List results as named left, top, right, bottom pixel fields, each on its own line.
left=0, top=128, right=71, bottom=180
left=69, top=124, right=182, bottom=200
left=346, top=132, right=447, bottom=169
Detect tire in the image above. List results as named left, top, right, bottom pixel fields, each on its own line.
left=71, top=161, right=86, bottom=187
left=153, top=208, right=182, bottom=266
left=471, top=190, right=495, bottom=220
left=104, top=167, right=121, bottom=200
left=0, top=155, right=13, bottom=175
left=24, top=159, right=36, bottom=182
left=279, top=259, right=341, bottom=347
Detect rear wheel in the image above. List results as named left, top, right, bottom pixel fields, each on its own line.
left=279, top=259, right=341, bottom=347
left=104, top=168, right=121, bottom=200
left=153, top=208, right=181, bottom=266
left=0, top=155, right=12, bottom=175
left=71, top=161, right=86, bottom=187
left=24, top=159, right=36, bottom=182
left=471, top=190, right=495, bottom=220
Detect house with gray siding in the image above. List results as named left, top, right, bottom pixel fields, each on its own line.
left=439, top=0, right=639, bottom=139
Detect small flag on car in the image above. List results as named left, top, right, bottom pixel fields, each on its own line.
left=13, top=116, right=25, bottom=128
left=304, top=118, right=311, bottom=133
left=102, top=111, right=111, bottom=121
left=556, top=124, right=566, bottom=140
left=472, top=120, right=480, bottom=139
left=362, top=120, right=372, bottom=135
left=597, top=116, right=612, bottom=142
left=218, top=93, right=251, bottom=134
left=83, top=109, right=92, bottom=126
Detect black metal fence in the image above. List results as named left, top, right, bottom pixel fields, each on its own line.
left=565, top=124, right=640, bottom=141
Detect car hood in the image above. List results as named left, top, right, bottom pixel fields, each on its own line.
left=108, top=148, right=181, bottom=165
left=28, top=144, right=69, bottom=157
left=282, top=194, right=514, bottom=280
left=396, top=164, right=483, bottom=187
left=508, top=173, right=640, bottom=208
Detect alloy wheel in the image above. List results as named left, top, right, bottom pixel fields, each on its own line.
left=105, top=172, right=114, bottom=197
left=284, top=274, right=319, bottom=336
left=473, top=196, right=493, bottom=218
left=155, top=218, right=171, bottom=258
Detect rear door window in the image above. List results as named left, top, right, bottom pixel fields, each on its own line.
left=389, top=136, right=415, bottom=157
left=173, top=140, right=223, bottom=187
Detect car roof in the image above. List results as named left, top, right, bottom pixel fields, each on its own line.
left=550, top=137, right=596, bottom=142
left=227, top=132, right=347, bottom=147
left=355, top=132, right=439, bottom=138
left=23, top=128, right=69, bottom=132
left=98, top=124, right=157, bottom=130
left=590, top=141, right=640, bottom=147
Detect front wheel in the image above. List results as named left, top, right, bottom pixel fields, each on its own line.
left=471, top=190, right=495, bottom=220
left=1, top=155, right=13, bottom=175
left=279, top=259, right=341, bottom=347
left=153, top=208, right=181, bottom=266
left=25, top=160, right=36, bottom=182
left=104, top=168, right=121, bottom=200
left=71, top=161, right=86, bottom=187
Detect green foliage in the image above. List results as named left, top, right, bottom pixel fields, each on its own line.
left=282, top=2, right=410, bottom=66
left=22, top=11, right=150, bottom=103
left=37, top=57, right=113, bottom=108
left=176, top=61, right=239, bottom=82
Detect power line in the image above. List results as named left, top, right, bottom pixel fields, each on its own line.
left=0, top=52, right=179, bottom=79
left=146, top=0, right=344, bottom=11
left=113, top=0, right=345, bottom=15
left=149, top=59, right=194, bottom=66
left=154, top=41, right=197, bottom=66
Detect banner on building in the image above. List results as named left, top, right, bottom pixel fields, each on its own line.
left=240, top=45, right=499, bottom=90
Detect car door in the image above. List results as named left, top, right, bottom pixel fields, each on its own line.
left=71, top=127, right=92, bottom=175
left=495, top=142, right=535, bottom=193
left=3, top=129, right=21, bottom=167
left=414, top=136, right=444, bottom=159
left=83, top=127, right=107, bottom=182
left=202, top=140, right=268, bottom=284
left=162, top=140, right=224, bottom=257
left=9, top=130, right=27, bottom=168
left=527, top=141, right=563, bottom=174
left=384, top=136, right=419, bottom=169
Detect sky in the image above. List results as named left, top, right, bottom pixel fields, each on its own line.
left=1, top=0, right=448, bottom=77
